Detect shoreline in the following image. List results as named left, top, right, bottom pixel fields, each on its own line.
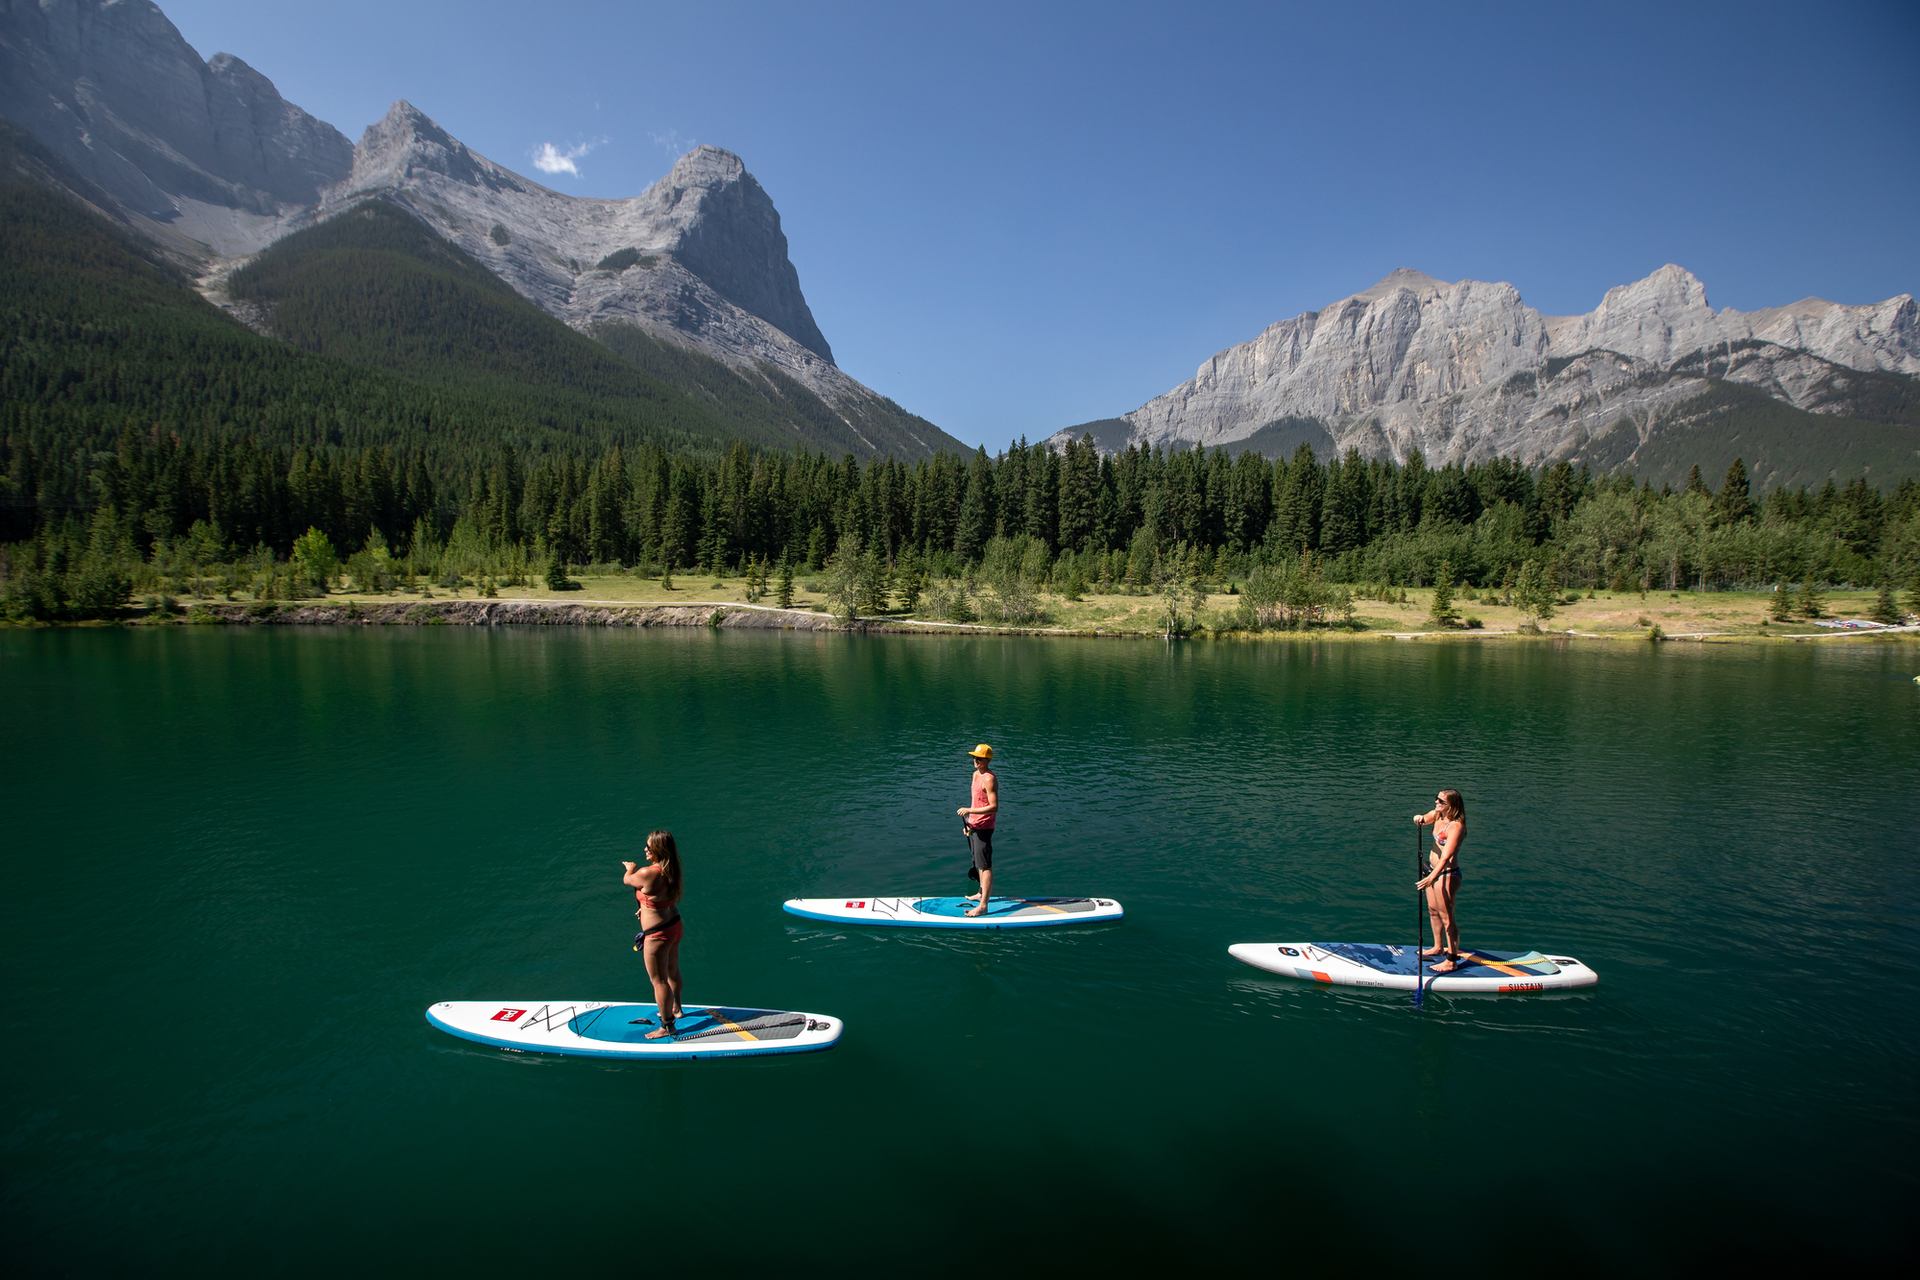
left=22, top=597, right=1917, bottom=644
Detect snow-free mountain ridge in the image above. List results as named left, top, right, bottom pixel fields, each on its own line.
left=1051, top=265, right=1918, bottom=475
left=323, top=102, right=835, bottom=371
left=4, top=0, right=1917, bottom=477
left=0, top=0, right=351, bottom=251
left=0, top=0, right=958, bottom=458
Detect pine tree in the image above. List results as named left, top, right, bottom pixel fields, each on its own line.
left=1768, top=583, right=1794, bottom=622
left=1513, top=558, right=1556, bottom=626
left=1057, top=551, right=1088, bottom=602
left=1797, top=576, right=1825, bottom=619
left=1319, top=457, right=1365, bottom=556
left=776, top=557, right=794, bottom=609
left=1124, top=528, right=1153, bottom=594
left=824, top=532, right=864, bottom=623
left=1056, top=437, right=1099, bottom=552
left=1870, top=579, right=1900, bottom=625
left=894, top=545, right=924, bottom=613
left=1271, top=445, right=1324, bottom=553
left=1716, top=458, right=1754, bottom=524
left=955, top=449, right=994, bottom=562
left=1428, top=559, right=1459, bottom=628
left=857, top=545, right=891, bottom=615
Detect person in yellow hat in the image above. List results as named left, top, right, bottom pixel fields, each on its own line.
left=958, top=743, right=999, bottom=916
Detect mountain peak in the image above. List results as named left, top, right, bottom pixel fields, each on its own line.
left=370, top=100, right=443, bottom=143
left=1054, top=259, right=1919, bottom=473
left=636, top=146, right=832, bottom=361
left=351, top=100, right=523, bottom=195
left=1649, top=262, right=1702, bottom=283
left=1614, top=263, right=1710, bottom=310
left=0, top=0, right=351, bottom=231
left=669, top=145, right=746, bottom=180
left=1355, top=268, right=1449, bottom=301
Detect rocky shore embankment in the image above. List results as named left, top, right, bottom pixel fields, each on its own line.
left=200, top=600, right=856, bottom=629
left=190, top=599, right=1062, bottom=635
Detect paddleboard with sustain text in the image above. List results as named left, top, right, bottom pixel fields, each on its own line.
left=784, top=895, right=1123, bottom=929
left=1229, top=942, right=1597, bottom=993
left=425, top=1000, right=843, bottom=1060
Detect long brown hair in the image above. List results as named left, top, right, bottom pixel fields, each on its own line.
left=1437, top=789, right=1465, bottom=820
left=645, top=830, right=683, bottom=907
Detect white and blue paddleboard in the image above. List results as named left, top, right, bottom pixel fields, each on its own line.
left=425, top=1000, right=843, bottom=1060
left=784, top=895, right=1123, bottom=930
left=1229, top=942, right=1598, bottom=994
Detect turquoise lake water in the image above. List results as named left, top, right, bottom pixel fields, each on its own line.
left=3, top=627, right=1915, bottom=1270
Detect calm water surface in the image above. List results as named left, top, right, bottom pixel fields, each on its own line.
left=3, top=627, right=1915, bottom=1271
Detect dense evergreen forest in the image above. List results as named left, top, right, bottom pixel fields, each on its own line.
left=3, top=122, right=1918, bottom=624
left=5, top=421, right=1919, bottom=624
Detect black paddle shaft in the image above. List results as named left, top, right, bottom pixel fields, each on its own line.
left=1414, top=817, right=1426, bottom=1006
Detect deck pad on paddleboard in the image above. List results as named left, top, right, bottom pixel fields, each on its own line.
left=1229, top=942, right=1597, bottom=993
left=426, top=1000, right=842, bottom=1059
left=784, top=895, right=1123, bottom=929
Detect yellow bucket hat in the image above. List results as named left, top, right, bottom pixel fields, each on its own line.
left=967, top=743, right=994, bottom=759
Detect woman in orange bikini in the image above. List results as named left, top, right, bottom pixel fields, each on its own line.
left=622, top=830, right=685, bottom=1038
left=1413, top=789, right=1466, bottom=973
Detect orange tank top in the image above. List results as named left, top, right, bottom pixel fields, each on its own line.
left=970, top=769, right=996, bottom=830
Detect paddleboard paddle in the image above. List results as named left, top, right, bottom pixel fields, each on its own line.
left=1413, top=817, right=1426, bottom=1008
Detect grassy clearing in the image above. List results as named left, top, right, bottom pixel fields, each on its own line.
left=149, top=572, right=1919, bottom=642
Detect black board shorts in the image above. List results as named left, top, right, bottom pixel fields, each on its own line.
left=967, top=827, right=994, bottom=871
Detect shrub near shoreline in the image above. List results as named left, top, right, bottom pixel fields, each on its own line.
left=89, top=567, right=1917, bottom=642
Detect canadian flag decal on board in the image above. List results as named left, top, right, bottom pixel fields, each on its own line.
left=492, top=1008, right=526, bottom=1022
left=845, top=901, right=865, bottom=909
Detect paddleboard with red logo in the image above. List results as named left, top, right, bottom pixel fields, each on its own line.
left=1228, top=942, right=1598, bottom=994
left=783, top=896, right=1123, bottom=929
left=424, top=1000, right=843, bottom=1060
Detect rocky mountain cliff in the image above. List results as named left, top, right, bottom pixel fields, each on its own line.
left=1051, top=265, right=1920, bottom=480
left=312, top=103, right=850, bottom=400
left=0, top=0, right=960, bottom=458
left=0, top=0, right=350, bottom=252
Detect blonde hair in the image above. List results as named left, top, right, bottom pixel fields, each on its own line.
left=1437, top=789, right=1465, bottom=820
left=645, top=830, right=683, bottom=906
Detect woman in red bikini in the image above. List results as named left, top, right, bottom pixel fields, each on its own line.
left=1413, top=789, right=1466, bottom=973
left=622, top=830, right=685, bottom=1038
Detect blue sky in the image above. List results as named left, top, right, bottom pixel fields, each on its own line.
left=161, top=0, right=1919, bottom=452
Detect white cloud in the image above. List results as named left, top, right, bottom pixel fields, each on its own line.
left=531, top=138, right=604, bottom=177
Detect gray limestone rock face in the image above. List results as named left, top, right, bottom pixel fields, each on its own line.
left=640, top=146, right=831, bottom=362
left=1053, top=266, right=1920, bottom=466
left=0, top=0, right=350, bottom=241
left=315, top=102, right=857, bottom=410
left=0, top=0, right=952, bottom=456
